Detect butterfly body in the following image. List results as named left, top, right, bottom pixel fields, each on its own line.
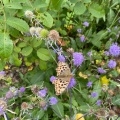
left=52, top=62, right=73, bottom=95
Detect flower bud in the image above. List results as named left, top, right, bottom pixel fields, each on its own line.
left=40, top=29, right=49, bottom=38
left=25, top=10, right=34, bottom=18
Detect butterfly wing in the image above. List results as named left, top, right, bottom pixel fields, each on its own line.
left=56, top=62, right=72, bottom=77
left=52, top=77, right=71, bottom=95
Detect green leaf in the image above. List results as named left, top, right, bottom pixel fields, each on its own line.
left=37, top=48, right=50, bottom=61
left=41, top=12, right=53, bottom=28
left=107, top=9, right=115, bottom=25
left=74, top=2, right=86, bottom=15
left=51, top=102, right=64, bottom=118
left=0, top=59, right=6, bottom=70
left=0, top=33, right=13, bottom=58
left=83, top=0, right=91, bottom=3
left=18, top=42, right=27, bottom=48
left=21, top=46, right=33, bottom=56
left=32, top=39, right=42, bottom=48
left=51, top=0, right=64, bottom=10
left=6, top=17, right=29, bottom=32
left=89, top=3, right=105, bottom=18
left=39, top=60, right=47, bottom=70
left=112, top=95, right=120, bottom=105
left=5, top=3, right=22, bottom=9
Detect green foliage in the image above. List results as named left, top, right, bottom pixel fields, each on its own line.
left=0, top=0, right=120, bottom=120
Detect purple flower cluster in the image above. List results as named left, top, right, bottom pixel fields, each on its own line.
left=80, top=35, right=85, bottom=42
left=68, top=78, right=76, bottom=88
left=49, top=97, right=58, bottom=105
left=91, top=92, right=98, bottom=98
left=97, top=67, right=106, bottom=74
left=58, top=55, right=65, bottom=62
left=109, top=43, right=120, bottom=57
left=87, top=81, right=92, bottom=88
left=50, top=76, right=56, bottom=82
left=38, top=88, right=47, bottom=97
left=108, top=60, right=116, bottom=68
left=83, top=22, right=89, bottom=27
left=96, top=100, right=101, bottom=106
left=73, top=52, right=84, bottom=67
left=19, top=87, right=25, bottom=93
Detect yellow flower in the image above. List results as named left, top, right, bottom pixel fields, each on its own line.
left=76, top=113, right=85, bottom=120
left=96, top=60, right=101, bottom=64
left=101, top=76, right=109, bottom=85
left=79, top=72, right=88, bottom=79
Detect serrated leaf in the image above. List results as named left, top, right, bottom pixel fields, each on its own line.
left=0, top=33, right=13, bottom=58
left=6, top=17, right=29, bottom=32
left=21, top=46, right=33, bottom=56
left=89, top=3, right=105, bottom=18
left=37, top=48, right=50, bottom=61
left=51, top=102, right=64, bottom=118
left=41, top=12, right=53, bottom=28
left=74, top=2, right=86, bottom=15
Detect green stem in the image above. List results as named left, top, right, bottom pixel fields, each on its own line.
left=47, top=0, right=52, bottom=11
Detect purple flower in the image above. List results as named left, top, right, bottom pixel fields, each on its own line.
left=0, top=71, right=5, bottom=75
left=9, top=87, right=18, bottom=96
left=77, top=29, right=82, bottom=33
left=97, top=67, right=106, bottom=74
left=50, top=76, right=56, bottom=82
left=49, top=97, right=58, bottom=105
left=80, top=35, right=85, bottom=42
left=58, top=55, right=65, bottom=62
left=87, top=51, right=92, bottom=57
left=109, top=43, right=120, bottom=57
left=96, top=100, right=101, bottom=106
left=38, top=89, right=47, bottom=97
left=19, top=87, right=25, bottom=93
left=68, top=78, right=76, bottom=88
left=73, top=52, right=84, bottom=67
left=91, top=92, right=98, bottom=98
left=108, top=60, right=116, bottom=68
left=87, top=81, right=92, bottom=88
left=83, top=22, right=89, bottom=27
left=5, top=91, right=14, bottom=99
left=0, top=107, right=4, bottom=115
left=104, top=51, right=109, bottom=56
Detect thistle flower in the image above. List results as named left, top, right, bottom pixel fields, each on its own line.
left=48, top=30, right=59, bottom=41
left=38, top=89, right=47, bottom=97
left=40, top=29, right=49, bottom=38
left=96, top=100, right=101, bottom=106
left=97, top=67, right=106, bottom=74
left=31, top=85, right=39, bottom=94
left=68, top=78, right=76, bottom=88
left=77, top=29, right=82, bottom=33
left=91, top=92, right=98, bottom=98
left=58, top=55, right=65, bottom=62
left=73, top=52, right=84, bottom=67
left=9, top=87, right=18, bottom=96
left=49, top=97, right=58, bottom=105
left=25, top=10, right=34, bottom=18
left=21, top=102, right=29, bottom=110
left=104, top=51, right=109, bottom=56
left=19, top=87, right=25, bottom=93
left=109, top=43, right=120, bottom=57
left=50, top=76, right=56, bottom=82
left=80, top=35, right=85, bottom=42
left=29, top=27, right=36, bottom=36
left=5, top=91, right=14, bottom=99
left=87, top=81, right=92, bottom=88
left=35, top=27, right=42, bottom=36
left=83, top=21, right=89, bottom=27
left=0, top=99, right=7, bottom=115
left=108, top=60, right=116, bottom=68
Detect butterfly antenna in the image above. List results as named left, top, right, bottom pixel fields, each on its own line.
left=69, top=88, right=73, bottom=120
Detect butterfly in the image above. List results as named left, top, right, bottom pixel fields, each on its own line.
left=52, top=62, right=73, bottom=95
